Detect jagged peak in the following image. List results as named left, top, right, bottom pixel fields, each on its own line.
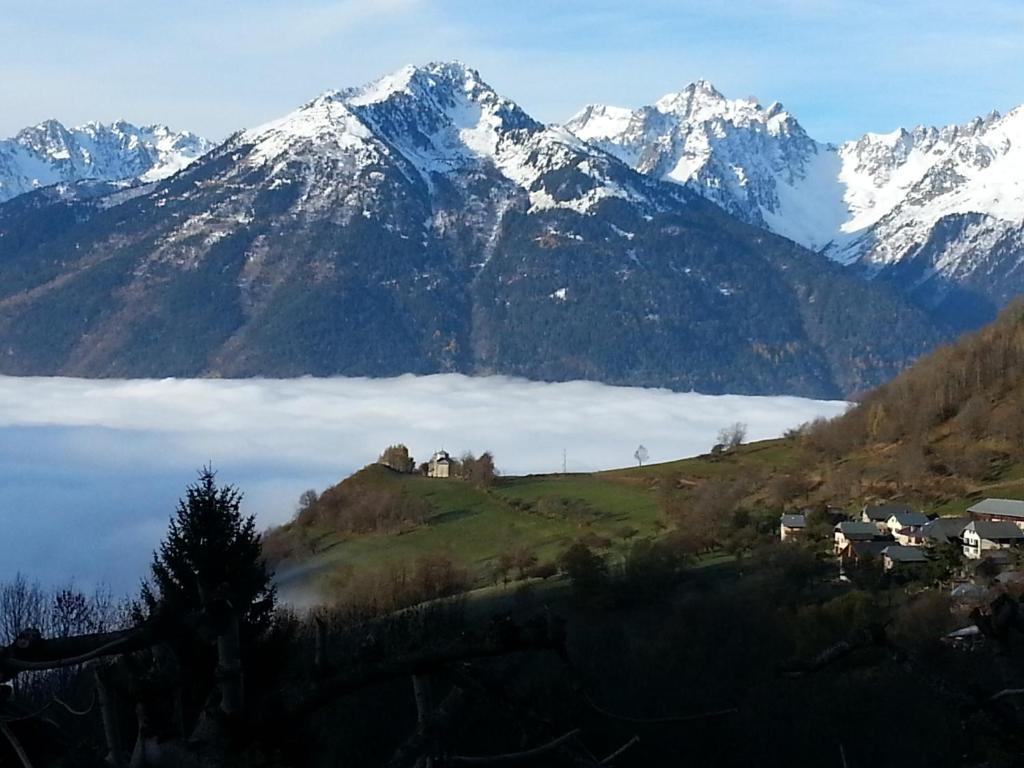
left=16, top=118, right=69, bottom=138
left=9, top=119, right=206, bottom=146
left=343, top=61, right=492, bottom=108
left=685, top=78, right=725, bottom=98
left=654, top=79, right=727, bottom=115
left=852, top=107, right=1015, bottom=153
left=563, top=103, right=635, bottom=138
left=650, top=80, right=805, bottom=134
left=0, top=116, right=212, bottom=202
left=287, top=62, right=494, bottom=116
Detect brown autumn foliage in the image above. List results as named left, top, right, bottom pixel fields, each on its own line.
left=457, top=451, right=498, bottom=486
left=328, top=553, right=472, bottom=615
left=296, top=466, right=431, bottom=534
left=805, top=300, right=1024, bottom=454
left=378, top=444, right=415, bottom=473
left=663, top=476, right=753, bottom=555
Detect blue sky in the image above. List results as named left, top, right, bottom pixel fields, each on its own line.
left=1, top=0, right=1023, bottom=144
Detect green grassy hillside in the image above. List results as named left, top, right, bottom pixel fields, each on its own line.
left=267, top=409, right=1024, bottom=605
left=264, top=439, right=815, bottom=601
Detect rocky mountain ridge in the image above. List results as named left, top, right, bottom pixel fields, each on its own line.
left=0, top=119, right=212, bottom=203
left=567, top=84, right=1023, bottom=321
left=0, top=63, right=952, bottom=396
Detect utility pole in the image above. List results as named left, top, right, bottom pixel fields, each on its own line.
left=562, top=448, right=567, bottom=475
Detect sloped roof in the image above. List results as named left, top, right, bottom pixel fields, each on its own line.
left=920, top=517, right=969, bottom=541
left=978, top=550, right=1014, bottom=565
left=968, top=498, right=1024, bottom=519
left=864, top=503, right=912, bottom=521
left=780, top=514, right=806, bottom=528
left=838, top=521, right=882, bottom=540
left=883, top=545, right=927, bottom=563
left=889, top=511, right=929, bottom=527
left=965, top=520, right=1024, bottom=541
left=847, top=541, right=889, bottom=558
left=950, top=583, right=987, bottom=599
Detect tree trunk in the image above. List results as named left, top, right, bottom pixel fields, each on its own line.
left=93, top=663, right=125, bottom=768
left=216, top=611, right=243, bottom=717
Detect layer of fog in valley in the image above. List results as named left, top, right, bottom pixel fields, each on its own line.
left=0, top=374, right=848, bottom=593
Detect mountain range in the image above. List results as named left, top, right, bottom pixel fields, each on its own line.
left=567, top=82, right=1023, bottom=321
left=0, top=120, right=212, bottom=203
left=0, top=63, right=1020, bottom=396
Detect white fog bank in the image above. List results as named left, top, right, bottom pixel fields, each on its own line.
left=0, top=374, right=848, bottom=591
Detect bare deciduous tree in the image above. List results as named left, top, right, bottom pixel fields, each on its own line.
left=717, top=422, right=747, bottom=451
left=634, top=444, right=649, bottom=467
left=296, top=488, right=319, bottom=514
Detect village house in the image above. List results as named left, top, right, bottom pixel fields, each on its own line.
left=967, top=499, right=1024, bottom=531
left=881, top=545, right=928, bottom=571
left=894, top=527, right=928, bottom=547
left=779, top=514, right=806, bottom=542
left=835, top=521, right=890, bottom=555
left=840, top=540, right=890, bottom=564
left=973, top=550, right=1014, bottom=573
left=885, top=510, right=929, bottom=538
left=427, top=450, right=452, bottom=479
left=918, top=517, right=969, bottom=547
left=862, top=503, right=913, bottom=534
left=962, top=520, right=1024, bottom=560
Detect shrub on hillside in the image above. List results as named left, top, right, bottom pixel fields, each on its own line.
left=559, top=542, right=609, bottom=600
left=524, top=561, right=558, bottom=580
left=621, top=539, right=686, bottom=599
left=299, top=470, right=432, bottom=534
left=457, top=451, right=498, bottom=486
left=333, top=553, right=472, bottom=615
left=378, top=444, right=415, bottom=473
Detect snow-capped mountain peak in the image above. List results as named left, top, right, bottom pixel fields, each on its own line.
left=237, top=62, right=655, bottom=216
left=241, top=92, right=375, bottom=168
left=566, top=79, right=1024, bottom=312
left=655, top=78, right=723, bottom=108
left=242, top=62, right=538, bottom=170
left=832, top=105, right=1024, bottom=290
left=0, top=119, right=212, bottom=202
left=341, top=61, right=543, bottom=169
left=342, top=61, right=501, bottom=111
left=566, top=80, right=822, bottom=238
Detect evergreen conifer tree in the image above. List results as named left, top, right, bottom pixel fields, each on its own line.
left=141, top=466, right=275, bottom=634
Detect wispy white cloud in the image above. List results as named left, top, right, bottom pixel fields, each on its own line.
left=0, top=374, right=846, bottom=592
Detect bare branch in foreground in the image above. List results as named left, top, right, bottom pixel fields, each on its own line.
left=447, top=729, right=581, bottom=765
left=0, top=721, right=36, bottom=768
left=598, top=735, right=640, bottom=765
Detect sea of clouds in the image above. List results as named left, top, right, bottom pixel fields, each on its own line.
left=0, top=374, right=848, bottom=592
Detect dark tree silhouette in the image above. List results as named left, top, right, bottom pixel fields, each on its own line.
left=141, top=466, right=276, bottom=634
left=559, top=542, right=608, bottom=599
